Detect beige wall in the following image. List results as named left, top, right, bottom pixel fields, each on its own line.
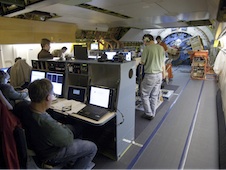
left=0, top=17, right=77, bottom=44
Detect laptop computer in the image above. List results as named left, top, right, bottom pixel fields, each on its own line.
left=77, top=85, right=116, bottom=121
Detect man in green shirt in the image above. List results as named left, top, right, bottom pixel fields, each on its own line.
left=140, top=34, right=165, bottom=120
left=17, top=79, right=97, bottom=169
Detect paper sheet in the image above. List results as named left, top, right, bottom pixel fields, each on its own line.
left=51, top=99, right=86, bottom=114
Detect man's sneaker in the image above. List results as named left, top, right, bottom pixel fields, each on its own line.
left=141, top=113, right=154, bottom=120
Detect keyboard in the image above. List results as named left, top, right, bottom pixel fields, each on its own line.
left=77, top=105, right=108, bottom=121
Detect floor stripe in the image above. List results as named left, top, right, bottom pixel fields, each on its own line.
left=127, top=78, right=191, bottom=169
left=178, top=80, right=205, bottom=170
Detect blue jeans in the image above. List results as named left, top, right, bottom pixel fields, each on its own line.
left=141, top=73, right=162, bottom=117
left=46, top=139, right=97, bottom=169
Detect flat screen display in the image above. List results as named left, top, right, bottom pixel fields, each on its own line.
left=46, top=72, right=64, bottom=96
left=68, top=86, right=86, bottom=102
left=105, top=52, right=117, bottom=60
left=91, top=43, right=98, bottom=50
left=122, top=52, right=132, bottom=61
left=74, top=45, right=88, bottom=60
left=89, top=86, right=110, bottom=108
left=0, top=67, right=8, bottom=73
left=30, top=70, right=45, bottom=82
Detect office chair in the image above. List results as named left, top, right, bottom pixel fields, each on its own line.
left=13, top=126, right=28, bottom=169
left=13, top=125, right=56, bottom=169
left=0, top=91, right=21, bottom=169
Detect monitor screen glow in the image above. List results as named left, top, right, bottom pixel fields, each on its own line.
left=68, top=86, right=86, bottom=102
left=122, top=52, right=132, bottom=61
left=105, top=52, right=117, bottom=60
left=89, top=86, right=110, bottom=108
left=125, top=52, right=132, bottom=61
left=46, top=72, right=64, bottom=96
left=0, top=68, right=8, bottom=73
left=91, top=43, right=98, bottom=50
left=30, top=70, right=45, bottom=82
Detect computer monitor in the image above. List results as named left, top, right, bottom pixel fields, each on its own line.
left=74, top=45, right=88, bottom=60
left=122, top=52, right=132, bottom=61
left=91, top=43, right=98, bottom=50
left=89, top=86, right=110, bottom=108
left=30, top=70, right=46, bottom=82
left=105, top=52, right=117, bottom=60
left=68, top=85, right=87, bottom=103
left=46, top=72, right=64, bottom=96
left=0, top=67, right=8, bottom=73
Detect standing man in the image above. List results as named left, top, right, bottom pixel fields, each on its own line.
left=156, top=36, right=173, bottom=79
left=140, top=34, right=165, bottom=120
left=37, top=38, right=54, bottom=60
left=156, top=36, right=168, bottom=51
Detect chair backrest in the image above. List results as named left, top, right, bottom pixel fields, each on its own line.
left=0, top=96, right=28, bottom=168
left=13, top=126, right=28, bottom=169
left=0, top=99, right=20, bottom=169
left=0, top=90, right=13, bottom=110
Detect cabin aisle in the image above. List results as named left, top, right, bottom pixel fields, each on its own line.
left=94, top=65, right=218, bottom=169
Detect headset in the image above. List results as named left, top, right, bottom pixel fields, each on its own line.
left=143, top=37, right=150, bottom=42
left=142, top=34, right=154, bottom=42
left=97, top=53, right=107, bottom=62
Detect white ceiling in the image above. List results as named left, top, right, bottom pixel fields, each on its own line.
left=5, top=0, right=221, bottom=31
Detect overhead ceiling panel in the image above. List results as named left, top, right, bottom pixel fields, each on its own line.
left=87, top=0, right=141, bottom=8
left=157, top=0, right=208, bottom=14
left=59, top=0, right=91, bottom=6
left=41, top=4, right=125, bottom=23
left=207, top=0, right=220, bottom=19
left=157, top=22, right=189, bottom=28
left=177, top=12, right=210, bottom=22
left=76, top=3, right=131, bottom=19
left=86, top=0, right=166, bottom=18
left=111, top=2, right=166, bottom=18
left=0, top=0, right=221, bottom=31
left=4, top=0, right=54, bottom=17
left=49, top=16, right=109, bottom=31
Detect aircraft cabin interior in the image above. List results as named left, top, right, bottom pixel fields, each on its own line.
left=1, top=0, right=226, bottom=169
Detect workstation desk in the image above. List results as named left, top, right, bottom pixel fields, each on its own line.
left=32, top=59, right=136, bottom=160
left=50, top=98, right=115, bottom=126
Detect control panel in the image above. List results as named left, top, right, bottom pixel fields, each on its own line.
left=31, top=60, right=66, bottom=72
left=67, top=63, right=88, bottom=75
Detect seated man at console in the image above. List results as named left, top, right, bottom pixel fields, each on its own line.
left=18, top=78, right=97, bottom=169
left=0, top=70, right=28, bottom=107
left=52, top=46, right=68, bottom=59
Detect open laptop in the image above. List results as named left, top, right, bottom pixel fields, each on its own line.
left=77, top=85, right=116, bottom=121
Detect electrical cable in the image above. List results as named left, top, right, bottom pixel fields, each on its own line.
left=116, top=108, right=124, bottom=126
